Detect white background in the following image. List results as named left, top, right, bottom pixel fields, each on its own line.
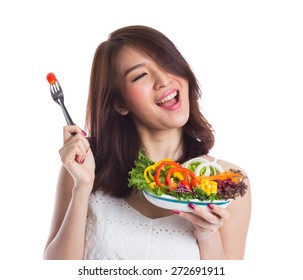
left=1, top=0, right=302, bottom=279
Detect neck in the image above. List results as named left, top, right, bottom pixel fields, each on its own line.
left=139, top=128, right=184, bottom=162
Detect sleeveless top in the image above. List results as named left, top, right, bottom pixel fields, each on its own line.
left=84, top=191, right=200, bottom=260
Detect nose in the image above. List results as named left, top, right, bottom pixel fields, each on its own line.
left=153, top=69, right=171, bottom=90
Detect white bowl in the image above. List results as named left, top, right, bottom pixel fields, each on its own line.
left=143, top=191, right=231, bottom=212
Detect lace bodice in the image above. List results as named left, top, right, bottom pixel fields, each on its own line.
left=84, top=191, right=200, bottom=260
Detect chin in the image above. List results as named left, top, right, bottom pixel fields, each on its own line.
left=171, top=114, right=190, bottom=129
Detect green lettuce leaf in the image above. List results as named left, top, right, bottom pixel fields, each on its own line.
left=128, top=149, right=154, bottom=191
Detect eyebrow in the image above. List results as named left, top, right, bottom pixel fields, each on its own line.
left=124, top=63, right=145, bottom=77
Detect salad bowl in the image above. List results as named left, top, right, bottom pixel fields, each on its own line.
left=143, top=191, right=231, bottom=212
left=129, top=151, right=248, bottom=213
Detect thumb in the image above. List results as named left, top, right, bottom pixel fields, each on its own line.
left=63, top=125, right=86, bottom=143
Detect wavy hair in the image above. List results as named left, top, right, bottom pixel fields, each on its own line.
left=86, top=25, right=215, bottom=197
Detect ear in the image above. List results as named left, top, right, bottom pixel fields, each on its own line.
left=114, top=102, right=129, bottom=115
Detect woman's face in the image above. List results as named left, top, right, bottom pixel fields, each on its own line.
left=116, top=46, right=190, bottom=132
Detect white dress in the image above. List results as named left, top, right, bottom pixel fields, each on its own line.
left=84, top=191, right=200, bottom=260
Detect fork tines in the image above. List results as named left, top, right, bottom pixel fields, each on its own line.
left=50, top=81, right=62, bottom=94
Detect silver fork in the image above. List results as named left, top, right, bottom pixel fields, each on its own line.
left=48, top=75, right=75, bottom=126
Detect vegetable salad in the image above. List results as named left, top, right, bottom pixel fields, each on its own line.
left=128, top=150, right=248, bottom=202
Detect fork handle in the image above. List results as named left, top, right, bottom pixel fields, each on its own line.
left=57, top=98, right=75, bottom=126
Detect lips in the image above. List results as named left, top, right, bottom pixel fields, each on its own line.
left=156, top=90, right=179, bottom=107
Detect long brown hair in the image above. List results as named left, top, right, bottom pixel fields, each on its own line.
left=86, top=25, right=215, bottom=197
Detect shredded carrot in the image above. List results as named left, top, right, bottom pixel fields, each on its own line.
left=200, top=171, right=244, bottom=183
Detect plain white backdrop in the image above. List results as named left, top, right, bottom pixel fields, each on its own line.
left=1, top=0, right=302, bottom=279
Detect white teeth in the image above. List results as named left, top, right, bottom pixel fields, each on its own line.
left=157, top=91, right=178, bottom=104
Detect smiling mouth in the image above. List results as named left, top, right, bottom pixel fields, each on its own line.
left=156, top=91, right=179, bottom=107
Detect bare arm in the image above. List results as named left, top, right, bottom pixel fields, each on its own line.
left=178, top=160, right=251, bottom=260
left=218, top=183, right=251, bottom=259
left=44, top=126, right=95, bottom=260
left=197, top=185, right=251, bottom=259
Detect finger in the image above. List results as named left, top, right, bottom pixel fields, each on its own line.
left=59, top=142, right=86, bottom=165
left=63, top=129, right=90, bottom=160
left=182, top=204, right=225, bottom=226
left=72, top=137, right=90, bottom=163
left=178, top=211, right=223, bottom=230
left=63, top=125, right=87, bottom=143
left=59, top=136, right=90, bottom=164
left=207, top=204, right=230, bottom=220
left=67, top=133, right=90, bottom=152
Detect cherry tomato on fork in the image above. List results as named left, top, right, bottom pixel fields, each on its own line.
left=47, top=72, right=57, bottom=84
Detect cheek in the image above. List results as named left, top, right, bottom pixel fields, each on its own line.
left=123, top=86, right=150, bottom=108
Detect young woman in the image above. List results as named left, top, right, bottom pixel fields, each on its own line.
left=44, top=25, right=251, bottom=260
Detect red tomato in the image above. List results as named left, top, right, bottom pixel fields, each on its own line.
left=46, top=72, right=56, bottom=84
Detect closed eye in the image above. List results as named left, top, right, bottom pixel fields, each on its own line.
left=132, top=73, right=147, bottom=82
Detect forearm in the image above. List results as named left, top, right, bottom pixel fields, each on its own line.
left=197, top=231, right=227, bottom=260
left=44, top=187, right=90, bottom=260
